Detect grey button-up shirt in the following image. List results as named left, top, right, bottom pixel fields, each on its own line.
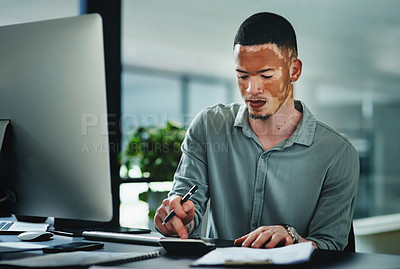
left=170, top=100, right=359, bottom=250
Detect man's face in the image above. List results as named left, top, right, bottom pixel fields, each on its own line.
left=234, top=43, right=296, bottom=120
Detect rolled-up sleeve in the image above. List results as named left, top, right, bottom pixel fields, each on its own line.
left=168, top=111, right=210, bottom=237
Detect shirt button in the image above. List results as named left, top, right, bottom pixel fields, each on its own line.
left=256, top=188, right=263, bottom=193
left=261, top=154, right=268, bottom=159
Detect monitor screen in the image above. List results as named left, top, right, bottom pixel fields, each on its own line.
left=0, top=14, right=113, bottom=223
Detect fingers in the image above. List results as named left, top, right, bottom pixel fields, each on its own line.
left=154, top=195, right=195, bottom=239
left=242, top=229, right=267, bottom=247
left=180, top=200, right=195, bottom=223
left=249, top=230, right=273, bottom=248
left=234, top=226, right=293, bottom=249
left=169, top=196, right=195, bottom=221
left=264, top=233, right=291, bottom=248
left=170, top=213, right=189, bottom=239
left=233, top=234, right=248, bottom=246
left=154, top=199, right=174, bottom=236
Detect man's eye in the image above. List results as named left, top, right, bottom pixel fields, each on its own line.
left=261, top=75, right=272, bottom=79
left=238, top=75, right=249, bottom=79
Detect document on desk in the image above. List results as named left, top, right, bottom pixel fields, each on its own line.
left=192, top=242, right=314, bottom=266
left=0, top=242, right=47, bottom=253
left=0, top=250, right=161, bottom=268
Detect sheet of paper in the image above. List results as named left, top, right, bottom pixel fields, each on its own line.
left=0, top=242, right=47, bottom=251
left=0, top=242, right=47, bottom=250
left=192, top=242, right=314, bottom=266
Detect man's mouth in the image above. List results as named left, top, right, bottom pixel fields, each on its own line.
left=247, top=99, right=266, bottom=109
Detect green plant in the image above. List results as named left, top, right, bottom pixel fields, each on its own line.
left=124, top=121, right=186, bottom=180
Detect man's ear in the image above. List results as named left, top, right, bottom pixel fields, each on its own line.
left=289, top=59, right=302, bottom=82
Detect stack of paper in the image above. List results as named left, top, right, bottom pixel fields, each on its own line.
left=192, top=242, right=315, bottom=266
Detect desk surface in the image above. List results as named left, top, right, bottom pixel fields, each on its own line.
left=1, top=233, right=400, bottom=269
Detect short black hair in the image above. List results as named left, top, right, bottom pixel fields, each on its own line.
left=234, top=12, right=298, bottom=57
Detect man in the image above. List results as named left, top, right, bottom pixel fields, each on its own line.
left=154, top=12, right=359, bottom=251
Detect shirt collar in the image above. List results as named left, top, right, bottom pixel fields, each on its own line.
left=289, top=100, right=316, bottom=147
left=234, top=104, right=253, bottom=138
left=234, top=104, right=248, bottom=128
left=234, top=100, right=316, bottom=147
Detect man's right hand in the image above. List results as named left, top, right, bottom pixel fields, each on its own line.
left=154, top=195, right=195, bottom=239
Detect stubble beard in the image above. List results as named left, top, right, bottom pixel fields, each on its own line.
left=249, top=113, right=272, bottom=121
left=248, top=92, right=291, bottom=122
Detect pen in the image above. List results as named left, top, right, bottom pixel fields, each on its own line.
left=162, top=185, right=198, bottom=225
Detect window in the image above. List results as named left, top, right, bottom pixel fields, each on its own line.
left=119, top=69, right=237, bottom=228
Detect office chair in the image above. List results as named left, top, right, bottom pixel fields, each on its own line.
left=344, top=223, right=355, bottom=252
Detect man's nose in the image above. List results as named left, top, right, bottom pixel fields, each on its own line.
left=246, top=77, right=262, bottom=95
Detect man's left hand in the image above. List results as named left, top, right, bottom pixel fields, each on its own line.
left=234, top=225, right=318, bottom=248
left=234, top=225, right=293, bottom=248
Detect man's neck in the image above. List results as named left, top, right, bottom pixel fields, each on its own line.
left=249, top=99, right=302, bottom=150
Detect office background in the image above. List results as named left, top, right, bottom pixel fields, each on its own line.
left=1, top=0, right=399, bottom=254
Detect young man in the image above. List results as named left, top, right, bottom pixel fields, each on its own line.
left=154, top=12, right=359, bottom=250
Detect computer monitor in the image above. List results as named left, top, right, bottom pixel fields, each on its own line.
left=0, top=14, right=113, bottom=225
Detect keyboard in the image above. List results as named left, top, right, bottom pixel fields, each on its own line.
left=0, top=220, right=49, bottom=233
left=82, top=231, right=161, bottom=246
left=0, top=221, right=14, bottom=231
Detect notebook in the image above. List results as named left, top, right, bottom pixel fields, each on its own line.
left=0, top=250, right=162, bottom=268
